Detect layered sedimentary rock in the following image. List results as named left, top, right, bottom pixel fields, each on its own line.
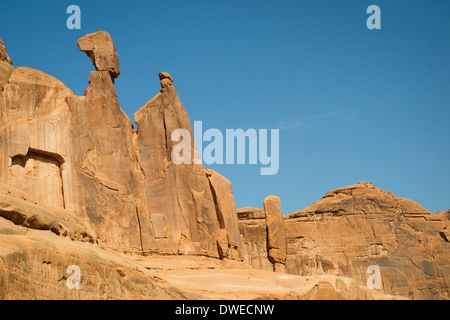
left=0, top=38, right=13, bottom=91
left=237, top=207, right=265, bottom=220
left=205, top=169, right=242, bottom=260
left=239, top=182, right=450, bottom=299
left=1, top=31, right=448, bottom=300
left=133, top=70, right=243, bottom=258
left=264, top=196, right=287, bottom=272
left=0, top=31, right=242, bottom=259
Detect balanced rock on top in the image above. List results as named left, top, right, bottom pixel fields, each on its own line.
left=77, top=31, right=120, bottom=79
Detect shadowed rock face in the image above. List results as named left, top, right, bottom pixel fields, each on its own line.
left=239, top=182, right=450, bottom=300
left=288, top=182, right=432, bottom=217
left=0, top=31, right=242, bottom=259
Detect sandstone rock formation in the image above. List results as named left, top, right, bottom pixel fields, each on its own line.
left=133, top=69, right=243, bottom=258
left=0, top=38, right=12, bottom=65
left=77, top=31, right=120, bottom=79
left=0, top=188, right=401, bottom=300
left=205, top=169, right=242, bottom=260
left=264, top=196, right=287, bottom=273
left=289, top=182, right=431, bottom=217
left=0, top=31, right=242, bottom=260
left=1, top=31, right=448, bottom=300
left=238, top=208, right=274, bottom=272
left=437, top=209, right=450, bottom=216
left=239, top=182, right=450, bottom=300
left=237, top=207, right=265, bottom=220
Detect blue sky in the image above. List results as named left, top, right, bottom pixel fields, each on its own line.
left=1, top=0, right=449, bottom=214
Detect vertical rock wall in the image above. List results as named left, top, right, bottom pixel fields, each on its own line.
left=238, top=183, right=450, bottom=299
left=0, top=32, right=242, bottom=259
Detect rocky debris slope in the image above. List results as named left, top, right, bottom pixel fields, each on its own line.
left=0, top=31, right=242, bottom=259
left=239, top=182, right=450, bottom=300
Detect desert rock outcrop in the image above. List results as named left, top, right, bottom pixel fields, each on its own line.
left=0, top=187, right=401, bottom=300
left=264, top=196, right=287, bottom=273
left=1, top=31, right=448, bottom=300
left=239, top=182, right=450, bottom=299
left=0, top=31, right=242, bottom=260
left=77, top=31, right=120, bottom=79
left=0, top=38, right=12, bottom=65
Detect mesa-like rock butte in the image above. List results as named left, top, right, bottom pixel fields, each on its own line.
left=239, top=182, right=450, bottom=300
left=0, top=32, right=448, bottom=300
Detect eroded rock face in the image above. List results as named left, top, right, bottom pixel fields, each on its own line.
left=77, top=31, right=120, bottom=79
left=0, top=32, right=242, bottom=259
left=0, top=38, right=12, bottom=65
left=237, top=207, right=265, bottom=220
left=0, top=189, right=401, bottom=300
left=238, top=209, right=273, bottom=272
left=1, top=32, right=448, bottom=300
left=133, top=71, right=240, bottom=257
left=289, top=182, right=431, bottom=217
left=205, top=169, right=243, bottom=260
left=264, top=196, right=287, bottom=273
left=239, top=182, right=450, bottom=299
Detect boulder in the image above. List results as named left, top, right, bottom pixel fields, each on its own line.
left=77, top=31, right=120, bottom=79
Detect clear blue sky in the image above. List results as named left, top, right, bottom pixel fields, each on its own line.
left=1, top=0, right=449, bottom=214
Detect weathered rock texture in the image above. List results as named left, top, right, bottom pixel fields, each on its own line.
left=239, top=182, right=450, bottom=300
left=77, top=31, right=120, bottom=79
left=205, top=169, right=242, bottom=260
left=0, top=31, right=448, bottom=300
left=0, top=182, right=402, bottom=300
left=133, top=70, right=243, bottom=258
left=0, top=31, right=242, bottom=260
left=237, top=207, right=265, bottom=220
left=238, top=208, right=274, bottom=272
left=264, top=196, right=287, bottom=272
left=0, top=38, right=12, bottom=65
